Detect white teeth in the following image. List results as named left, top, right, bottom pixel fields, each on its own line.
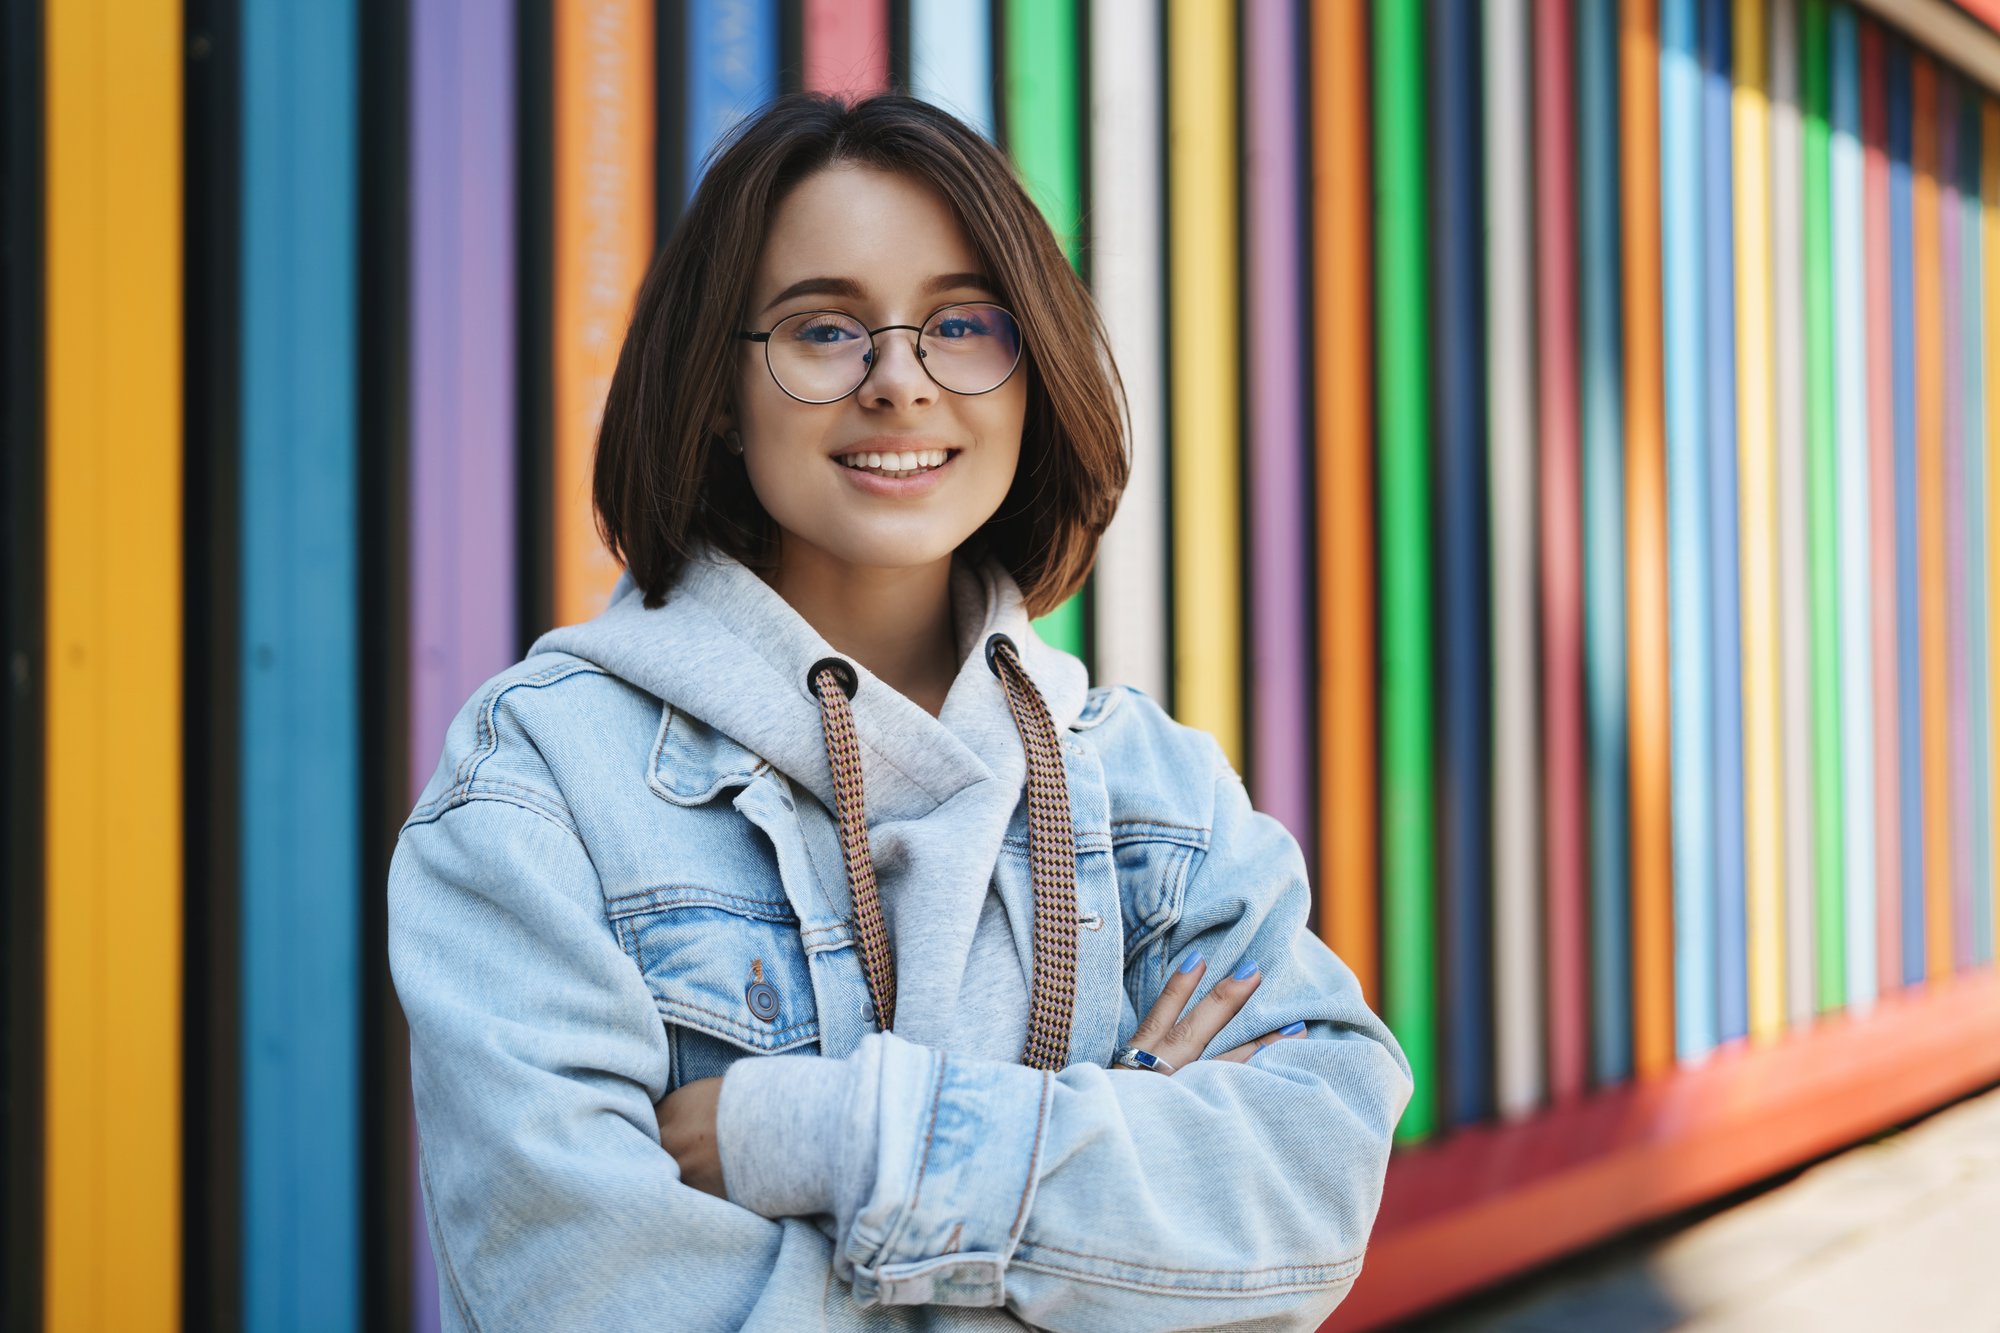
left=866, top=452, right=883, bottom=468
left=897, top=450, right=917, bottom=470
left=839, top=448, right=953, bottom=477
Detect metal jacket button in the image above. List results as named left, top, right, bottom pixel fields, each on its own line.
left=745, top=958, right=780, bottom=1023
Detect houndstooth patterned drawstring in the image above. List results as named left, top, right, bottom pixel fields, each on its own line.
left=808, top=634, right=1078, bottom=1071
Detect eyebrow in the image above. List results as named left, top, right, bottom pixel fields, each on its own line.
left=759, top=271, right=994, bottom=315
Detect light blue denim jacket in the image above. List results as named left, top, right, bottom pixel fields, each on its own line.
left=388, top=547, right=1412, bottom=1332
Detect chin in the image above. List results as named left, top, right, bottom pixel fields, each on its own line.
left=786, top=523, right=973, bottom=574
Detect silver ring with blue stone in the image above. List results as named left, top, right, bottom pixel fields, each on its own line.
left=1113, top=1045, right=1176, bottom=1075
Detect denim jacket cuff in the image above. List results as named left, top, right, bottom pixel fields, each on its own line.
left=843, top=1033, right=1054, bottom=1307
left=716, top=1051, right=854, bottom=1219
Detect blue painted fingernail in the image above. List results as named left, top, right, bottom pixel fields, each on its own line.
left=1179, top=950, right=1204, bottom=974
left=1280, top=1020, right=1306, bottom=1036
left=1231, top=959, right=1259, bottom=981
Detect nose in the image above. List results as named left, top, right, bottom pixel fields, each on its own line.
left=858, top=328, right=935, bottom=409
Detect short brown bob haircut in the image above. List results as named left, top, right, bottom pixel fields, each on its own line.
left=593, top=92, right=1129, bottom=617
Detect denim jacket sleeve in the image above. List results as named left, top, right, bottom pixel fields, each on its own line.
left=715, top=732, right=1416, bottom=1330
left=390, top=795, right=916, bottom=1332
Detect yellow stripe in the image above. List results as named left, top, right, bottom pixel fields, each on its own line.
left=44, top=2, right=184, bottom=1328
left=1734, top=0, right=1787, bottom=1041
left=1166, top=0, right=1242, bottom=767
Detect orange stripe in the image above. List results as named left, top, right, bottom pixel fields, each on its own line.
left=1311, top=2, right=1377, bottom=1004
left=1910, top=56, right=1954, bottom=980
left=1622, top=0, right=1675, bottom=1076
left=553, top=1, right=654, bottom=626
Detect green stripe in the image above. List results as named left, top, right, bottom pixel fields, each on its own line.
left=1375, top=0, right=1436, bottom=1144
left=1004, top=0, right=1087, bottom=659
left=1801, top=0, right=1847, bottom=1010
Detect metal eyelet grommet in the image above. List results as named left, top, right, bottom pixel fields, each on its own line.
left=984, top=632, right=1017, bottom=678
left=808, top=655, right=858, bottom=700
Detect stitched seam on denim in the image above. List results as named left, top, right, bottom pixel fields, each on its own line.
left=418, top=1142, right=484, bottom=1333
left=654, top=999, right=819, bottom=1046
left=1016, top=1240, right=1364, bottom=1278
left=457, top=660, right=604, bottom=792
left=1109, top=820, right=1211, bottom=849
left=1006, top=1252, right=1362, bottom=1295
left=876, top=1046, right=949, bottom=1268
left=604, top=885, right=796, bottom=919
left=1007, top=1070, right=1053, bottom=1245
left=405, top=790, right=578, bottom=839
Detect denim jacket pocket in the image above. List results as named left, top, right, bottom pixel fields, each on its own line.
left=606, top=882, right=821, bottom=1089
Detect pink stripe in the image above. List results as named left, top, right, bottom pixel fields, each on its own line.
left=803, top=0, right=889, bottom=96
left=1538, top=0, right=1589, bottom=1102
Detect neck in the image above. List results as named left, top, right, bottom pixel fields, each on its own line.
left=763, top=538, right=961, bottom=718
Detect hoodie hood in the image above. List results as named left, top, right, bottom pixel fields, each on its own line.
left=526, top=544, right=1090, bottom=1048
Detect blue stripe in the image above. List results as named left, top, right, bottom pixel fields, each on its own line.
left=1663, top=0, right=1718, bottom=1059
left=1431, top=0, right=1491, bottom=1127
left=686, top=0, right=780, bottom=201
left=1886, top=40, right=1927, bottom=985
left=910, top=0, right=994, bottom=139
left=1703, top=0, right=1749, bottom=1042
left=1578, top=0, right=1631, bottom=1083
left=242, top=2, right=360, bottom=1326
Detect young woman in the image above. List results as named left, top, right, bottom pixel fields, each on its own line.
left=389, top=92, right=1411, bottom=1331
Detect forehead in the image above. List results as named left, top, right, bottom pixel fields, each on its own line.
left=755, top=164, right=984, bottom=296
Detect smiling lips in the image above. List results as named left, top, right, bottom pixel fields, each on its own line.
left=836, top=446, right=955, bottom=479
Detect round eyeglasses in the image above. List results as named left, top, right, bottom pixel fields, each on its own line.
left=737, top=302, right=1024, bottom=404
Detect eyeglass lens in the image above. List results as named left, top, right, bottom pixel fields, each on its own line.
left=763, top=303, right=1022, bottom=403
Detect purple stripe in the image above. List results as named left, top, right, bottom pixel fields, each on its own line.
left=410, top=2, right=517, bottom=1328
left=1245, top=0, right=1312, bottom=862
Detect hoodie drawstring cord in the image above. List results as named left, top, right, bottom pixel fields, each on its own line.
left=808, top=633, right=1078, bottom=1072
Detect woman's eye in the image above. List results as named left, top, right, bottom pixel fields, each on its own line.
left=935, top=317, right=986, bottom=339
left=792, top=318, right=859, bottom=344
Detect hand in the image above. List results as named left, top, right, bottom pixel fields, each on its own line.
left=1116, top=952, right=1305, bottom=1074
left=655, top=1076, right=728, bottom=1199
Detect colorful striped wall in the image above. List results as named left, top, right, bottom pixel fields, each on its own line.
left=5, top=2, right=2000, bottom=1330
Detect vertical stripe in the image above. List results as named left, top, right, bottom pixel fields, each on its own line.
left=910, top=0, right=994, bottom=139
left=1703, top=0, right=1751, bottom=1041
left=1623, top=0, right=1674, bottom=1077
left=1431, top=0, right=1491, bottom=1124
left=1166, top=2, right=1243, bottom=766
left=1802, top=0, right=1845, bottom=1015
left=1985, top=99, right=2000, bottom=964
left=1313, top=0, right=1381, bottom=1007
left=1734, top=0, right=1787, bottom=1043
left=0, top=0, right=45, bottom=1322
left=1246, top=0, right=1313, bottom=858
left=1939, top=74, right=1974, bottom=976
left=44, top=3, right=183, bottom=1326
left=1376, top=0, right=1439, bottom=1141
left=1003, top=0, right=1087, bottom=658
left=1538, top=0, right=1590, bottom=1099
left=410, top=5, right=522, bottom=1326
left=1911, top=54, right=1953, bottom=982
left=1486, top=0, right=1543, bottom=1112
left=555, top=1, right=653, bottom=627
left=1861, top=22, right=1906, bottom=996
left=240, top=2, right=361, bottom=1325
left=1889, top=40, right=1926, bottom=987
left=1830, top=4, right=1879, bottom=1011
left=1088, top=0, right=1168, bottom=703
left=1663, top=0, right=1719, bottom=1059
left=1771, top=0, right=1819, bottom=1030
left=1579, top=0, right=1632, bottom=1085
left=684, top=1, right=779, bottom=200
left=1961, top=93, right=1993, bottom=969
left=802, top=0, right=888, bottom=95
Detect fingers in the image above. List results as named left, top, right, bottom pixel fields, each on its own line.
left=1128, top=951, right=1267, bottom=1068
left=1213, top=1021, right=1310, bottom=1064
